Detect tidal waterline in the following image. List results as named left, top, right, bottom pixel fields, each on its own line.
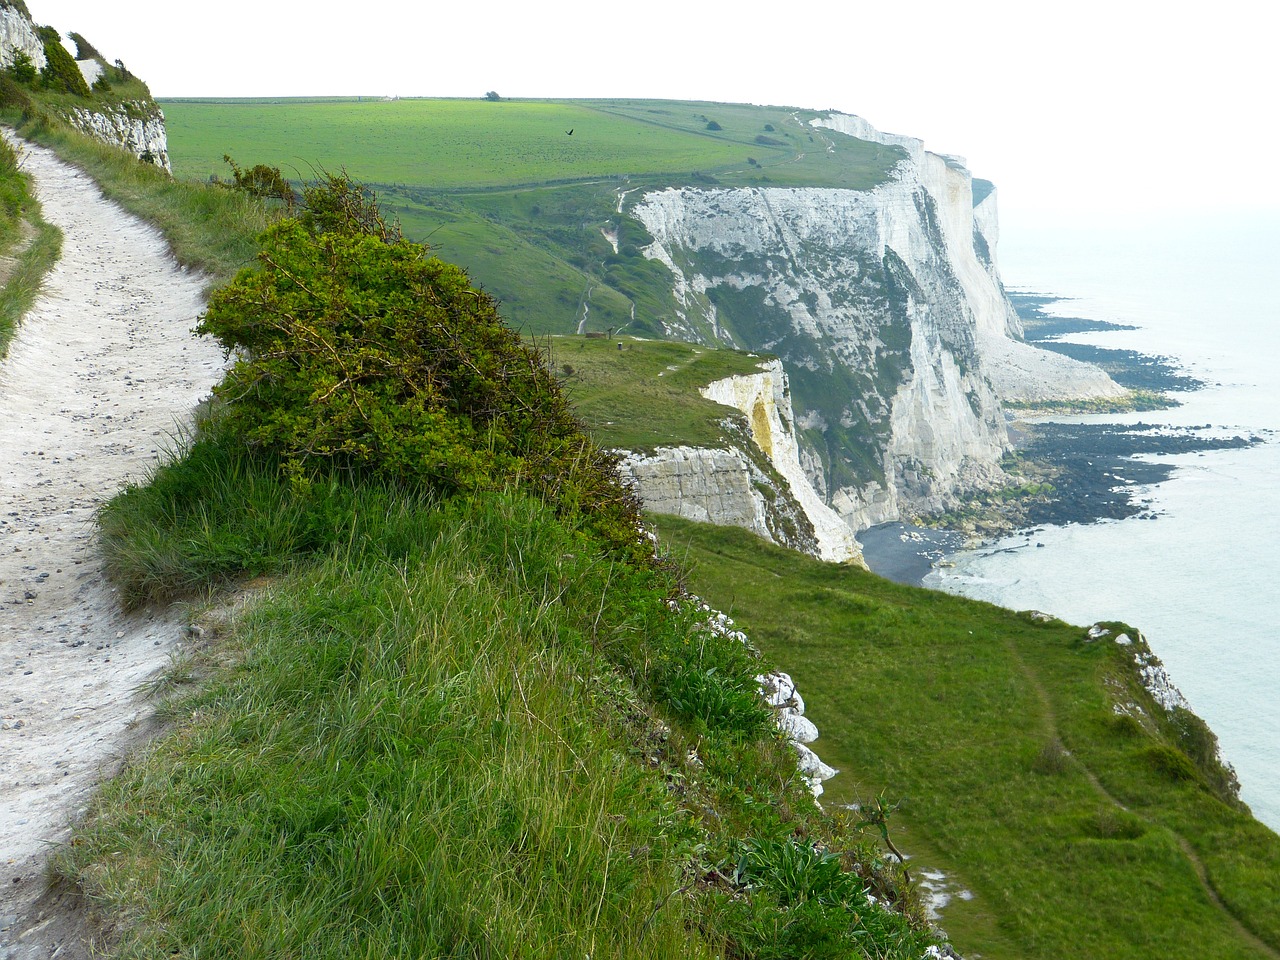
left=929, top=213, right=1280, bottom=830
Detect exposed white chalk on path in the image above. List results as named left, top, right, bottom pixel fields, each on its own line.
left=0, top=130, right=225, bottom=953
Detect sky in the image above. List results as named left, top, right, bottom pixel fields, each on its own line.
left=31, top=0, right=1280, bottom=229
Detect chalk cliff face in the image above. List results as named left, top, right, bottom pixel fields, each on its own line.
left=0, top=4, right=45, bottom=73
left=632, top=112, right=1123, bottom=531
left=617, top=360, right=864, bottom=564
left=63, top=103, right=170, bottom=171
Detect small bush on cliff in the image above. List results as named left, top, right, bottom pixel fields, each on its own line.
left=198, top=175, right=646, bottom=560
left=36, top=26, right=91, bottom=97
left=67, top=30, right=103, bottom=61
left=6, top=50, right=36, bottom=85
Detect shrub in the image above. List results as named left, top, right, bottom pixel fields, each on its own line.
left=1145, top=745, right=1200, bottom=783
left=197, top=175, right=647, bottom=560
left=67, top=31, right=102, bottom=61
left=7, top=50, right=36, bottom=85
left=705, top=120, right=722, bottom=131
left=36, top=26, right=91, bottom=97
left=221, top=154, right=295, bottom=211
left=0, top=74, right=33, bottom=111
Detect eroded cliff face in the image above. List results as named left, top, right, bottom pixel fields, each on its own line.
left=617, top=360, right=864, bottom=565
left=64, top=103, right=170, bottom=171
left=0, top=5, right=171, bottom=171
left=632, top=112, right=1123, bottom=531
left=0, top=4, right=44, bottom=73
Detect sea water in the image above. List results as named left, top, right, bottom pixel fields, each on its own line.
left=926, top=212, right=1280, bottom=831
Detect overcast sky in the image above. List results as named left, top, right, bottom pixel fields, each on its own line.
left=33, top=0, right=1280, bottom=228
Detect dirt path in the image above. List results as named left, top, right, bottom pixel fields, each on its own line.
left=0, top=132, right=226, bottom=956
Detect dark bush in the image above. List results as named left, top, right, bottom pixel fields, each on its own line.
left=36, top=26, right=90, bottom=97
left=198, top=175, right=647, bottom=561
left=7, top=50, right=36, bottom=85
left=67, top=31, right=102, bottom=61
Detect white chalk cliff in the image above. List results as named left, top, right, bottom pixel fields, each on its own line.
left=632, top=112, right=1124, bottom=532
left=0, top=4, right=44, bottom=73
left=617, top=359, right=863, bottom=564
left=63, top=103, right=170, bottom=171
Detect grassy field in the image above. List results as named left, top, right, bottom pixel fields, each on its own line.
left=162, top=97, right=904, bottom=191
left=548, top=335, right=770, bottom=450
left=19, top=98, right=1280, bottom=960
left=659, top=517, right=1280, bottom=960
left=157, top=97, right=906, bottom=339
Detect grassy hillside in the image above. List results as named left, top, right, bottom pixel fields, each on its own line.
left=11, top=99, right=1280, bottom=960
left=659, top=517, right=1280, bottom=959
left=549, top=335, right=770, bottom=451
left=38, top=164, right=936, bottom=958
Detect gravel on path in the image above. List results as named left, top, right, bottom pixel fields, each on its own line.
left=0, top=130, right=227, bottom=957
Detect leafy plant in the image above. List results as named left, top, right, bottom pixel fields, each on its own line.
left=6, top=50, right=36, bottom=85
left=197, top=174, right=647, bottom=560
left=67, top=30, right=102, bottom=61
left=221, top=153, right=296, bottom=212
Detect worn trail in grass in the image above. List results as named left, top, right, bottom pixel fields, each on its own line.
left=0, top=132, right=225, bottom=950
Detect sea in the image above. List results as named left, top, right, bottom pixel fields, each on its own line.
left=926, top=211, right=1280, bottom=832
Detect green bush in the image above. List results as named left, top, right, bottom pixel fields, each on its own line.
left=197, top=176, right=647, bottom=560
left=36, top=26, right=91, bottom=97
left=67, top=30, right=102, bottom=61
left=6, top=50, right=36, bottom=85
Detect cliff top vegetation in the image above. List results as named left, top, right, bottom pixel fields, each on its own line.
left=5, top=82, right=1280, bottom=960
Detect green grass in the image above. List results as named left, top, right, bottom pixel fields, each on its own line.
left=65, top=432, right=935, bottom=959
left=657, top=517, right=1280, bottom=960
left=155, top=97, right=904, bottom=345
left=161, top=97, right=903, bottom=191
left=0, top=132, right=60, bottom=354
left=2, top=109, right=268, bottom=285
left=548, top=335, right=771, bottom=451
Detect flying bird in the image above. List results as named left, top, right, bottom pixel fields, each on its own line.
left=566, top=129, right=573, bottom=136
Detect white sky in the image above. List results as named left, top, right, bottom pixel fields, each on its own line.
left=32, top=0, right=1280, bottom=226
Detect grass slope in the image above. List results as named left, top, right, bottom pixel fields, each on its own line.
left=0, top=132, right=60, bottom=354
left=658, top=516, right=1280, bottom=960
left=548, top=335, right=770, bottom=451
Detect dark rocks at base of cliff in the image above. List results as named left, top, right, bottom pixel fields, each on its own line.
left=1000, top=421, right=1262, bottom=530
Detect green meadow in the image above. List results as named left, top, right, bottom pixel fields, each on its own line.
left=162, top=97, right=903, bottom=190
left=659, top=517, right=1280, bottom=959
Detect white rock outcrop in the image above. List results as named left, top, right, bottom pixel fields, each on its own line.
left=618, top=444, right=775, bottom=534
left=0, top=5, right=45, bottom=73
left=615, top=358, right=864, bottom=564
left=64, top=103, right=170, bottom=171
left=632, top=112, right=1124, bottom=532
left=698, top=358, right=861, bottom=563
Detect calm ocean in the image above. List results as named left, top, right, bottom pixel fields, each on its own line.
left=927, top=212, right=1280, bottom=832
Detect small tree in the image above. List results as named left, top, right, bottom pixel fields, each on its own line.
left=484, top=90, right=501, bottom=101
left=7, top=51, right=36, bottom=85
left=67, top=31, right=102, bottom=61
left=222, top=155, right=297, bottom=213
left=36, top=26, right=91, bottom=96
